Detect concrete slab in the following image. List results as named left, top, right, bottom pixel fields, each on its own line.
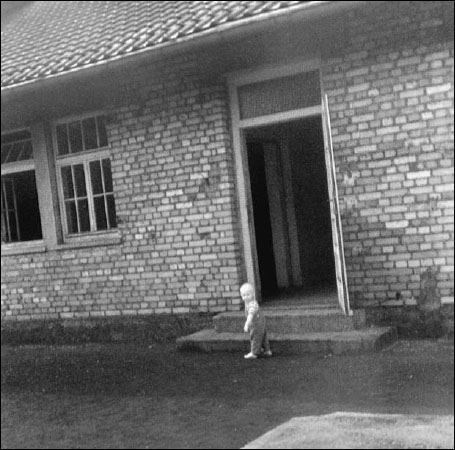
left=241, top=412, right=454, bottom=449
left=176, top=326, right=397, bottom=354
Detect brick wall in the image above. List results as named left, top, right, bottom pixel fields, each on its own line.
left=1, top=1, right=453, bottom=321
left=1, top=54, right=244, bottom=320
left=323, top=1, right=454, bottom=307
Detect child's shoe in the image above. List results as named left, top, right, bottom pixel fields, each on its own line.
left=244, top=352, right=258, bottom=359
left=263, top=350, right=273, bottom=357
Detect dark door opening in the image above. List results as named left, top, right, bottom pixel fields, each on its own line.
left=245, top=116, right=337, bottom=302
left=289, top=117, right=336, bottom=290
left=246, top=142, right=278, bottom=296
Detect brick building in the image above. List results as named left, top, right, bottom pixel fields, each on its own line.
left=1, top=1, right=454, bottom=324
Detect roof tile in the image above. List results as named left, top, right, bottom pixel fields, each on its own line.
left=1, top=1, right=315, bottom=89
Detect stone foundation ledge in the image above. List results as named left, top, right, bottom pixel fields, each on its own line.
left=365, top=303, right=454, bottom=339
left=1, top=313, right=214, bottom=346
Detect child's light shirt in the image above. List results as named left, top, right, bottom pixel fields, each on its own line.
left=245, top=300, right=260, bottom=320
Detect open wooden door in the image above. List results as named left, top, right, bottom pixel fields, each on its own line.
left=321, top=94, right=351, bottom=315
left=241, top=134, right=263, bottom=302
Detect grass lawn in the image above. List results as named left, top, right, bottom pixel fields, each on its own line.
left=1, top=339, right=454, bottom=449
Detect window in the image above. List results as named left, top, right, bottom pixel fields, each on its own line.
left=1, top=130, right=43, bottom=243
left=55, top=114, right=117, bottom=235
left=56, top=115, right=108, bottom=156
left=238, top=71, right=321, bottom=120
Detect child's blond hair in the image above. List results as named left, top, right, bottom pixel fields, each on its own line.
left=240, top=282, right=254, bottom=295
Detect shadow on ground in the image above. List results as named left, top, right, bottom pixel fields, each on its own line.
left=1, top=339, right=454, bottom=449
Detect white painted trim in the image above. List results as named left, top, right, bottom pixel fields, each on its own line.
left=239, top=105, right=322, bottom=129
left=31, top=122, right=61, bottom=247
left=53, top=110, right=107, bottom=126
left=56, top=229, right=121, bottom=248
left=227, top=58, right=321, bottom=87
left=1, top=233, right=122, bottom=255
left=1, top=127, right=31, bottom=136
left=55, top=148, right=111, bottom=165
left=228, top=82, right=256, bottom=287
left=52, top=110, right=113, bottom=238
left=1, top=130, right=34, bottom=173
left=1, top=240, right=46, bottom=256
left=55, top=150, right=113, bottom=236
left=1, top=138, right=32, bottom=145
left=321, top=94, right=351, bottom=315
left=228, top=59, right=325, bottom=299
left=1, top=160, right=35, bottom=175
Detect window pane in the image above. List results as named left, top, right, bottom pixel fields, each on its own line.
left=61, top=166, right=74, bottom=199
left=78, top=199, right=90, bottom=232
left=15, top=142, right=25, bottom=161
left=1, top=184, right=5, bottom=211
left=90, top=160, right=103, bottom=195
left=4, top=179, right=15, bottom=207
left=94, top=196, right=107, bottom=230
left=65, top=200, right=78, bottom=233
left=97, top=116, right=108, bottom=148
left=8, top=211, right=18, bottom=241
left=5, top=142, right=22, bottom=163
left=1, top=210, right=7, bottom=243
left=56, top=124, right=69, bottom=155
left=1, top=183, right=9, bottom=242
left=107, top=194, right=117, bottom=228
left=238, top=71, right=321, bottom=119
left=82, top=117, right=98, bottom=150
left=102, top=158, right=113, bottom=192
left=68, top=121, right=83, bottom=154
left=73, top=164, right=87, bottom=197
left=18, top=140, right=33, bottom=160
left=1, top=144, right=12, bottom=164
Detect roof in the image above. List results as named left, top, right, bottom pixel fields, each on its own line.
left=1, top=1, right=323, bottom=91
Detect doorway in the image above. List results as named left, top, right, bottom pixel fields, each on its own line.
left=245, top=116, right=337, bottom=301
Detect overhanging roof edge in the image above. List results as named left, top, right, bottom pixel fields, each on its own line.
left=1, top=1, right=368, bottom=97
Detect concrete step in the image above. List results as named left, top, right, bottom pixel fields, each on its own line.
left=213, top=309, right=366, bottom=334
left=176, top=326, right=397, bottom=355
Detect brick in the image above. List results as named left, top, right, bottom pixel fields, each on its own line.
left=426, top=83, right=452, bottom=95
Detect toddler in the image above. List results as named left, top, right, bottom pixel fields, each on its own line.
left=240, top=282, right=272, bottom=359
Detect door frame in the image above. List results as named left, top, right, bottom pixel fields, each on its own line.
left=227, top=59, right=350, bottom=313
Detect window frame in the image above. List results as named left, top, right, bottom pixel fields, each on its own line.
left=53, top=112, right=118, bottom=239
left=1, top=128, right=44, bottom=247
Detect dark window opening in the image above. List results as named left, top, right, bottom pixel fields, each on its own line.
left=1, top=171, right=43, bottom=243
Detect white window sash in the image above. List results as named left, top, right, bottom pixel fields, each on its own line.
left=54, top=111, right=107, bottom=157
left=56, top=150, right=113, bottom=235
left=52, top=112, right=115, bottom=237
left=1, top=178, right=21, bottom=242
left=1, top=160, right=35, bottom=175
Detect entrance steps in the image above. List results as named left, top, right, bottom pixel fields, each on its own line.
left=177, top=307, right=397, bottom=355
left=213, top=308, right=366, bottom=334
